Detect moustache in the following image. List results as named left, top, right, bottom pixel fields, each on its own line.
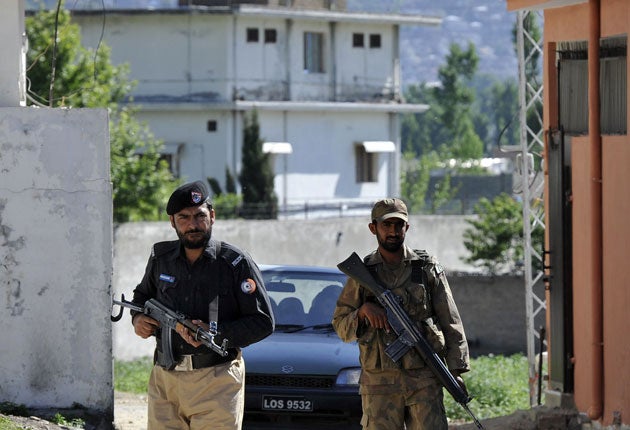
left=185, top=229, right=204, bottom=235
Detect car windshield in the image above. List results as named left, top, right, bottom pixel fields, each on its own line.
left=261, top=268, right=347, bottom=329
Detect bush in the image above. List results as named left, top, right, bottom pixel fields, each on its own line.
left=445, top=353, right=531, bottom=421
left=213, top=193, right=242, bottom=220
left=114, top=356, right=153, bottom=394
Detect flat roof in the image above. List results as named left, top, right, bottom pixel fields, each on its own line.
left=69, top=5, right=442, bottom=27
left=133, top=100, right=430, bottom=114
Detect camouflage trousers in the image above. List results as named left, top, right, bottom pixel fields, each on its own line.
left=360, top=381, right=447, bottom=430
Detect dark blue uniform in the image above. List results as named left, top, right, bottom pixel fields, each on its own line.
left=132, top=238, right=274, bottom=366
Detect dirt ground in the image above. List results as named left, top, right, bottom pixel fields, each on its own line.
left=0, top=392, right=147, bottom=430
left=1, top=393, right=581, bottom=430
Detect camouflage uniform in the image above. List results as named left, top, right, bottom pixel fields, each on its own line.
left=332, top=245, right=470, bottom=430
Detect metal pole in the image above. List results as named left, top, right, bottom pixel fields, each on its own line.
left=516, top=10, right=544, bottom=407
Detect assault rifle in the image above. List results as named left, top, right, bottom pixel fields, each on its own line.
left=337, top=252, right=484, bottom=429
left=111, top=295, right=229, bottom=369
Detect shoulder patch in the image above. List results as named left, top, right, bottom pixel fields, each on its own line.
left=434, top=263, right=444, bottom=275
left=241, top=278, right=256, bottom=294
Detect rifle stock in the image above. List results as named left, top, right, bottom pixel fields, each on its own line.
left=337, top=252, right=484, bottom=429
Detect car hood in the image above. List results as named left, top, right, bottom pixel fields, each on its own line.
left=242, top=331, right=359, bottom=375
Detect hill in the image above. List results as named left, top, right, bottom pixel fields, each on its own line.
left=348, top=0, right=520, bottom=86
left=28, top=0, right=520, bottom=87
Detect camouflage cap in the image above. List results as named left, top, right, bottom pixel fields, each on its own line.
left=166, top=181, right=210, bottom=215
left=371, top=198, right=408, bottom=222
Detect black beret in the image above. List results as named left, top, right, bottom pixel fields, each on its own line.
left=166, top=181, right=210, bottom=215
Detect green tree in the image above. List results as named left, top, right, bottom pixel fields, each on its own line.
left=462, top=193, right=543, bottom=274
left=401, top=149, right=461, bottom=214
left=474, top=76, right=520, bottom=152
left=400, top=43, right=486, bottom=214
left=110, top=108, right=175, bottom=221
left=238, top=110, right=277, bottom=219
left=26, top=6, right=177, bottom=222
left=225, top=167, right=237, bottom=194
left=206, top=168, right=241, bottom=219
left=25, top=4, right=129, bottom=108
left=400, top=150, right=431, bottom=213
left=401, top=83, right=436, bottom=156
left=433, top=42, right=484, bottom=161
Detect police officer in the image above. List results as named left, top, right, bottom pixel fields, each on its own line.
left=131, top=181, right=274, bottom=430
left=332, top=198, right=470, bottom=430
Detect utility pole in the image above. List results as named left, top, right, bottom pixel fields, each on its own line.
left=515, top=9, right=546, bottom=407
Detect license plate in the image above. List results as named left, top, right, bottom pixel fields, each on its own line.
left=262, top=395, right=313, bottom=412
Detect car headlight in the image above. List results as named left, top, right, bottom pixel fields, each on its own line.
left=335, top=367, right=361, bottom=387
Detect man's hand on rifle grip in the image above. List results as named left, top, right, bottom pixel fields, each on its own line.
left=357, top=302, right=391, bottom=333
left=176, top=319, right=207, bottom=348
left=132, top=314, right=160, bottom=339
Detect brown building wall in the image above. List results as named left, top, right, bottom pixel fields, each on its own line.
left=507, top=0, right=629, bottom=426
left=571, top=134, right=599, bottom=418
left=601, top=134, right=630, bottom=424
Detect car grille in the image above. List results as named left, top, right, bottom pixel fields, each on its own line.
left=246, top=374, right=335, bottom=389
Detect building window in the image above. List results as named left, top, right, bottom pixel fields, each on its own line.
left=355, top=145, right=377, bottom=183
left=600, top=37, right=626, bottom=135
left=137, top=142, right=182, bottom=178
left=247, top=28, right=259, bottom=43
left=558, top=38, right=627, bottom=135
left=558, top=41, right=588, bottom=135
left=369, top=33, right=381, bottom=48
left=304, top=32, right=325, bottom=73
left=265, top=28, right=277, bottom=43
left=352, top=33, right=364, bottom=48
left=207, top=120, right=217, bottom=132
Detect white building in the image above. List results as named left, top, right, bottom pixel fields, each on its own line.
left=71, top=1, right=441, bottom=213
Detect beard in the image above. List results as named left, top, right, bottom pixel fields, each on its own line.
left=377, top=233, right=405, bottom=253
left=176, top=227, right=211, bottom=249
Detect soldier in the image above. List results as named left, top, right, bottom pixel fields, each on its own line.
left=131, top=181, right=274, bottom=429
left=332, top=198, right=470, bottom=430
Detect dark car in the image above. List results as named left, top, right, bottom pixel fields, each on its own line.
left=242, top=264, right=362, bottom=429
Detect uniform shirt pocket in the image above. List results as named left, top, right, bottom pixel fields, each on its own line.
left=157, top=273, right=178, bottom=295
left=404, top=283, right=431, bottom=317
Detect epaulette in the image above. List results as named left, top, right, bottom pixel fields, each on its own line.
left=412, top=249, right=445, bottom=278
left=151, top=240, right=179, bottom=258
left=217, top=241, right=245, bottom=268
left=412, top=249, right=430, bottom=263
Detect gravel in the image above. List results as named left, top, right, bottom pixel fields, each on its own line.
left=0, top=391, right=147, bottom=430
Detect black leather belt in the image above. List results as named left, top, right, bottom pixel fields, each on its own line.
left=156, top=351, right=233, bottom=371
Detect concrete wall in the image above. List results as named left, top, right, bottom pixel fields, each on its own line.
left=0, top=107, right=113, bottom=418
left=112, top=215, right=537, bottom=360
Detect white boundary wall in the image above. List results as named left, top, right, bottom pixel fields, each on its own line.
left=0, top=107, right=113, bottom=417
left=112, top=215, right=477, bottom=360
